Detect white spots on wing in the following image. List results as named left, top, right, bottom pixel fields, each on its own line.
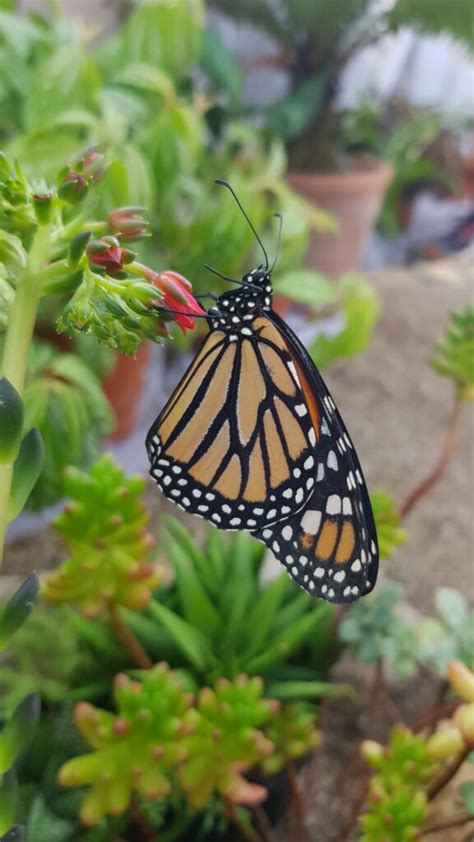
left=321, top=418, right=330, bottom=435
left=343, top=497, right=353, bottom=515
left=285, top=554, right=293, bottom=564
left=262, top=529, right=273, bottom=539
left=306, top=477, right=315, bottom=490
left=309, top=428, right=316, bottom=446
left=316, top=463, right=325, bottom=482
left=170, top=489, right=181, bottom=497
left=253, top=507, right=264, bottom=515
left=356, top=469, right=363, bottom=485
left=241, top=327, right=252, bottom=336
left=177, top=478, right=187, bottom=486
left=281, top=505, right=291, bottom=515
left=273, top=541, right=280, bottom=553
left=361, top=549, right=367, bottom=565
left=163, top=475, right=172, bottom=486
left=351, top=586, right=359, bottom=596
left=321, top=584, right=328, bottom=594
left=371, top=540, right=377, bottom=554
left=212, top=513, right=221, bottom=523
left=287, top=361, right=300, bottom=384
left=334, top=570, right=345, bottom=583
left=351, top=559, right=362, bottom=572
left=328, top=588, right=335, bottom=598
left=347, top=472, right=356, bottom=490
left=326, top=494, right=341, bottom=515
left=344, top=433, right=353, bottom=449
left=282, top=525, right=293, bottom=541
left=172, top=465, right=182, bottom=474
left=182, top=497, right=190, bottom=507
left=198, top=504, right=209, bottom=513
left=206, top=492, right=215, bottom=501
left=247, top=519, right=257, bottom=527
left=314, top=567, right=325, bottom=578
left=327, top=450, right=338, bottom=471
left=301, top=509, right=321, bottom=535
left=292, top=565, right=299, bottom=577
left=298, top=555, right=308, bottom=567
left=192, top=489, right=201, bottom=498
left=304, top=455, right=314, bottom=470
left=295, top=488, right=304, bottom=504
left=343, top=586, right=351, bottom=597
left=283, top=488, right=293, bottom=499
left=294, top=468, right=301, bottom=478
left=222, top=504, right=232, bottom=514
left=266, top=508, right=277, bottom=519
left=295, top=404, right=307, bottom=417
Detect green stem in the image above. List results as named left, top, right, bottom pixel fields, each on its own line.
left=0, top=225, right=52, bottom=567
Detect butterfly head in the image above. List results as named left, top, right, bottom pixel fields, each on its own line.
left=207, top=266, right=273, bottom=332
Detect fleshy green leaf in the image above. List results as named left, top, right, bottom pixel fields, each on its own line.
left=459, top=780, right=474, bottom=815
left=0, top=378, right=23, bottom=464
left=432, top=305, right=474, bottom=399
left=0, top=574, right=40, bottom=651
left=0, top=694, right=40, bottom=773
left=371, top=490, right=407, bottom=559
left=0, top=768, right=17, bottom=835
left=8, top=429, right=45, bottom=521
left=272, top=269, right=336, bottom=309
left=310, top=274, right=380, bottom=369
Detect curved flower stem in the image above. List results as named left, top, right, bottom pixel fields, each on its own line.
left=424, top=812, right=474, bottom=835
left=0, top=224, right=52, bottom=567
left=427, top=744, right=471, bottom=801
left=399, top=391, right=463, bottom=520
left=108, top=602, right=152, bottom=670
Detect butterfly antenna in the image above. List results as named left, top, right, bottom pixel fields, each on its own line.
left=270, top=213, right=283, bottom=273
left=204, top=264, right=254, bottom=289
left=215, top=179, right=269, bottom=270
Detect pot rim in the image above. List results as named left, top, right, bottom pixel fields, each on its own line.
left=287, top=156, right=394, bottom=194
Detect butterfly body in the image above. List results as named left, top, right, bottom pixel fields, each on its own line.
left=146, top=261, right=379, bottom=604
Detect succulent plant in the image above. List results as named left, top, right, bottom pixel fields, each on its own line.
left=432, top=305, right=474, bottom=400
left=179, top=675, right=276, bottom=809
left=370, top=491, right=407, bottom=560
left=261, top=702, right=320, bottom=776
left=417, top=588, right=474, bottom=674
left=59, top=664, right=191, bottom=826
left=43, top=455, right=163, bottom=617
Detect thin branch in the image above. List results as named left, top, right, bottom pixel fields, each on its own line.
left=226, top=804, right=263, bottom=842
left=286, top=758, right=307, bottom=840
left=251, top=805, right=277, bottom=842
left=410, top=700, right=461, bottom=734
left=108, top=602, right=153, bottom=670
left=427, top=745, right=471, bottom=801
left=424, top=812, right=474, bottom=835
left=399, top=393, right=463, bottom=519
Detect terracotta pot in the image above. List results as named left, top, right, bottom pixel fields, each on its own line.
left=288, top=157, right=393, bottom=277
left=102, top=341, right=152, bottom=441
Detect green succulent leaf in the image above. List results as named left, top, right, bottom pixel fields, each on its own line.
left=310, top=274, right=380, bottom=370
left=0, top=768, right=17, bottom=836
left=0, top=377, right=24, bottom=465
left=432, top=305, right=474, bottom=399
left=8, top=428, right=45, bottom=521
left=272, top=269, right=336, bottom=309
left=371, top=490, right=407, bottom=559
left=0, top=694, right=40, bottom=773
left=0, top=573, right=40, bottom=651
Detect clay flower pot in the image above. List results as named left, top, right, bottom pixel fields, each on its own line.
left=102, top=341, right=152, bottom=441
left=288, top=156, right=393, bottom=277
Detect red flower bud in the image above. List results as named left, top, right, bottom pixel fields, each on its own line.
left=86, top=236, right=124, bottom=275
left=58, top=171, right=87, bottom=204
left=152, top=270, right=206, bottom=334
left=107, top=206, right=148, bottom=240
left=81, top=146, right=107, bottom=183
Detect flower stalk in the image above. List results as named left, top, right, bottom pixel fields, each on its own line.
left=0, top=224, right=52, bottom=566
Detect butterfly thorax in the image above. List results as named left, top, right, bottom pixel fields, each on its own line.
left=208, top=267, right=272, bottom=336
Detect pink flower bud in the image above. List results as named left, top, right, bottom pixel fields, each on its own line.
left=86, top=236, right=124, bottom=275
left=107, top=206, right=148, bottom=240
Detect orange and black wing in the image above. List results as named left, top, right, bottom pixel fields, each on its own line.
left=251, top=311, right=379, bottom=603
left=146, top=319, right=320, bottom=531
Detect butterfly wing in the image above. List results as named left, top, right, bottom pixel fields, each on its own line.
left=251, top=312, right=379, bottom=604
left=146, top=319, right=320, bottom=531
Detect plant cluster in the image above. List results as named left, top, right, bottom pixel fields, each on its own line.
left=360, top=661, right=474, bottom=841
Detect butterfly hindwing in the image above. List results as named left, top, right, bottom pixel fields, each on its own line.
left=251, top=312, right=379, bottom=603
left=146, top=318, right=320, bottom=531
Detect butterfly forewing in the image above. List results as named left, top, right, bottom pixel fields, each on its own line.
left=251, top=312, right=379, bottom=603
left=146, top=317, right=320, bottom=531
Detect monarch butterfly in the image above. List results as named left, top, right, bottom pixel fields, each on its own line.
left=146, top=181, right=379, bottom=603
